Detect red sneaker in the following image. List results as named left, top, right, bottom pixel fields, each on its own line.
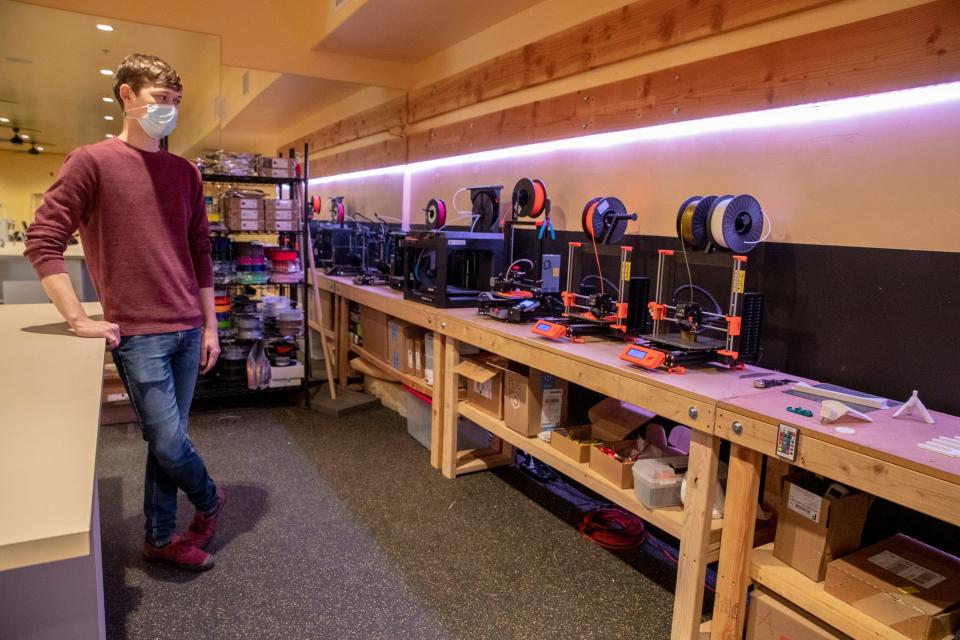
left=183, top=487, right=225, bottom=550
left=143, top=535, right=215, bottom=571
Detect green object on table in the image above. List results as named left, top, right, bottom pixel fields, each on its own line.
left=787, top=406, right=814, bottom=417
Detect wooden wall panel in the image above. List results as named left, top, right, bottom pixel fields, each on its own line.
left=283, top=96, right=407, bottom=154
left=407, top=0, right=842, bottom=123
left=310, top=137, right=407, bottom=178
left=408, top=0, right=960, bottom=163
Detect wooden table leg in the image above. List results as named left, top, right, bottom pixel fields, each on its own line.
left=429, top=332, right=445, bottom=470
left=672, top=429, right=720, bottom=640
left=440, top=337, right=460, bottom=479
left=711, top=443, right=762, bottom=640
left=336, top=295, right=350, bottom=388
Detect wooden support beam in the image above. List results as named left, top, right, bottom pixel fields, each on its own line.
left=429, top=333, right=445, bottom=470
left=311, top=136, right=408, bottom=178
left=408, top=0, right=960, bottom=162
left=336, top=295, right=351, bottom=388
left=672, top=430, right=721, bottom=640
left=283, top=96, right=408, bottom=154
left=711, top=444, right=763, bottom=640
left=408, top=0, right=841, bottom=123
left=440, top=338, right=461, bottom=478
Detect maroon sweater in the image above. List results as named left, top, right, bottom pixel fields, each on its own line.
left=25, top=138, right=213, bottom=336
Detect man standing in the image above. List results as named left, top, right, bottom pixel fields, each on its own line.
left=25, top=53, right=224, bottom=571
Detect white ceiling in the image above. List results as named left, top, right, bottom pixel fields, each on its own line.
left=0, top=0, right=219, bottom=154
left=314, top=0, right=546, bottom=63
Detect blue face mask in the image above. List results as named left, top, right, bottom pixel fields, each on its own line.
left=125, top=104, right=178, bottom=139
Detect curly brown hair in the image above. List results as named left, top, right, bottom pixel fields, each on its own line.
left=112, top=53, right=182, bottom=105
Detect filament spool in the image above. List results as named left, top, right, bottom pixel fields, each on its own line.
left=706, top=194, right=764, bottom=254
left=582, top=196, right=631, bottom=245
left=334, top=200, right=345, bottom=225
left=512, top=178, right=547, bottom=218
left=675, top=195, right=719, bottom=250
left=424, top=198, right=447, bottom=229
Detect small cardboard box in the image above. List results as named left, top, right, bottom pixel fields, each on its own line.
left=403, top=325, right=427, bottom=376
left=824, top=534, right=960, bottom=640
left=223, top=197, right=263, bottom=210
left=264, top=198, right=294, bottom=212
left=260, top=157, right=294, bottom=169
left=589, top=439, right=660, bottom=489
left=773, top=472, right=871, bottom=581
left=263, top=219, right=300, bottom=232
left=746, top=587, right=850, bottom=640
left=265, top=209, right=295, bottom=221
left=503, top=366, right=568, bottom=437
left=454, top=355, right=507, bottom=419
left=228, top=208, right=261, bottom=221
left=359, top=307, right=388, bottom=362
left=226, top=217, right=260, bottom=232
left=259, top=167, right=295, bottom=179
left=551, top=425, right=605, bottom=463
left=424, top=332, right=434, bottom=385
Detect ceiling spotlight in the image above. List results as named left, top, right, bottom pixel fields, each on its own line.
left=102, top=97, right=114, bottom=103
left=100, top=69, right=113, bottom=76
left=96, top=24, right=114, bottom=31
left=21, top=133, right=30, bottom=139
left=0, top=116, right=9, bottom=123
left=36, top=146, right=44, bottom=151
left=104, top=115, right=114, bottom=121
left=105, top=134, right=114, bottom=138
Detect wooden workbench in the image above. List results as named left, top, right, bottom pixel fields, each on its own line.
left=0, top=301, right=106, bottom=639
left=315, top=274, right=960, bottom=640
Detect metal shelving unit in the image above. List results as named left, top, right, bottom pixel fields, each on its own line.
left=196, top=143, right=314, bottom=407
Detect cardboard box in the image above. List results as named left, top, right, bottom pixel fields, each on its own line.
left=503, top=366, right=568, bottom=437
left=265, top=209, right=295, bottom=221
left=454, top=355, right=507, bottom=419
left=424, top=332, right=434, bottom=386
left=402, top=325, right=426, bottom=376
left=227, top=208, right=261, bottom=221
left=259, top=167, right=295, bottom=179
left=773, top=472, right=871, bottom=581
left=551, top=425, right=605, bottom=463
left=263, top=198, right=294, bottom=211
left=746, top=587, right=850, bottom=640
left=226, top=217, right=260, bottom=232
left=589, top=439, right=660, bottom=489
left=263, top=219, right=300, bottom=232
left=260, top=157, right=294, bottom=169
left=223, top=197, right=263, bottom=210
left=387, top=318, right=423, bottom=373
left=824, top=534, right=960, bottom=640
left=359, top=307, right=388, bottom=362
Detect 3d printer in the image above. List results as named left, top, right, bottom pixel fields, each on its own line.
left=531, top=196, right=649, bottom=341
left=402, top=188, right=505, bottom=308
left=478, top=178, right=563, bottom=323
left=351, top=214, right=402, bottom=286
left=620, top=194, right=766, bottom=373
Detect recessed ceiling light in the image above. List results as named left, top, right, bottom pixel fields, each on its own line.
left=96, top=24, right=113, bottom=31
left=21, top=134, right=30, bottom=140
left=100, top=69, right=113, bottom=76
left=104, top=115, right=114, bottom=121
left=0, top=117, right=9, bottom=123
left=36, top=146, right=44, bottom=151
left=102, top=97, right=114, bottom=103
left=105, top=134, right=114, bottom=138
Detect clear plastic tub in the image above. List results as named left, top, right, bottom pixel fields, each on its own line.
left=632, top=456, right=689, bottom=509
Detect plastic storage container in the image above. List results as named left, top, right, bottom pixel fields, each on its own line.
left=405, top=388, right=491, bottom=451
left=632, top=456, right=689, bottom=508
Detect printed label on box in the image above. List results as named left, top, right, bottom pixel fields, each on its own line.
left=415, top=349, right=422, bottom=373
left=407, top=348, right=414, bottom=371
left=787, top=483, right=823, bottom=523
left=868, top=551, right=946, bottom=589
left=473, top=379, right=493, bottom=400
left=541, top=388, right=564, bottom=427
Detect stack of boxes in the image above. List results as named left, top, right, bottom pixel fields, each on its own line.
left=259, top=157, right=296, bottom=179
left=224, top=195, right=264, bottom=232
left=264, top=198, right=300, bottom=232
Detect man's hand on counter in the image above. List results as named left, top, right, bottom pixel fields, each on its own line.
left=72, top=316, right=121, bottom=350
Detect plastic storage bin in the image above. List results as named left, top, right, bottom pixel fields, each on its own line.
left=632, top=456, right=689, bottom=508
left=406, top=388, right=491, bottom=451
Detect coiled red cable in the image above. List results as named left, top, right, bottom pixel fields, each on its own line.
left=578, top=508, right=647, bottom=550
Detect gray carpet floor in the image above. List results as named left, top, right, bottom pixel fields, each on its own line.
left=97, top=399, right=684, bottom=640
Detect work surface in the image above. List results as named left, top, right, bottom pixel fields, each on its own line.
left=0, top=302, right=104, bottom=570
left=0, top=242, right=85, bottom=258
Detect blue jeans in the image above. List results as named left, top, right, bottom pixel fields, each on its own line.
left=112, top=327, right=218, bottom=546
